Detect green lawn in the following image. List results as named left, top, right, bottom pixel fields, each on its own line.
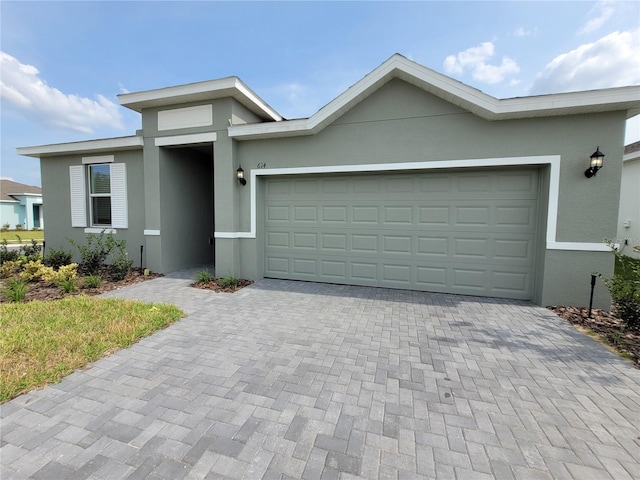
left=0, top=296, right=184, bottom=402
left=0, top=230, right=45, bottom=243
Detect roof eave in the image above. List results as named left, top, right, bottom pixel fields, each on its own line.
left=118, top=77, right=283, bottom=122
left=229, top=54, right=640, bottom=140
left=17, top=135, right=144, bottom=158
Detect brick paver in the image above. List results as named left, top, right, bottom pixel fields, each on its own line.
left=2, top=270, right=639, bottom=479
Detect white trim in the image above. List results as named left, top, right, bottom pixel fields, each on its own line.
left=118, top=76, right=282, bottom=121
left=84, top=228, right=116, bottom=234
left=154, top=132, right=217, bottom=147
left=18, top=136, right=143, bottom=158
left=82, top=155, right=114, bottom=165
left=144, top=229, right=160, bottom=236
left=547, top=242, right=615, bottom=252
left=214, top=155, right=611, bottom=253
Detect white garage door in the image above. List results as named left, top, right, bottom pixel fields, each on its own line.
left=264, top=167, right=539, bottom=299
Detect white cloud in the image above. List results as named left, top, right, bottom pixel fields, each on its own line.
left=443, top=41, right=520, bottom=84
left=0, top=52, right=124, bottom=134
left=514, top=27, right=532, bottom=37
left=530, top=29, right=640, bottom=95
left=579, top=0, right=616, bottom=35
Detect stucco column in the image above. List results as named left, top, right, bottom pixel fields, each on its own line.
left=213, top=132, right=240, bottom=276
left=142, top=138, right=163, bottom=273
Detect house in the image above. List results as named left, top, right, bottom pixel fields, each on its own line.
left=17, top=54, right=640, bottom=308
left=0, top=179, right=43, bottom=230
left=619, top=141, right=640, bottom=258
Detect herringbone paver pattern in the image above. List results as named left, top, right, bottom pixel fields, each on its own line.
left=2, top=272, right=639, bottom=479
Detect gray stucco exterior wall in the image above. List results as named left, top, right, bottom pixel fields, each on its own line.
left=24, top=57, right=637, bottom=311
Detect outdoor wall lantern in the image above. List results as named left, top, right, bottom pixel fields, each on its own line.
left=236, top=166, right=247, bottom=186
left=584, top=146, right=604, bottom=178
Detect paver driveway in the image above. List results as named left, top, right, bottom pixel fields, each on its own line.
left=2, top=273, right=640, bottom=480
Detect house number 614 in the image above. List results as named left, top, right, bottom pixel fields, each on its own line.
left=257, top=162, right=267, bottom=169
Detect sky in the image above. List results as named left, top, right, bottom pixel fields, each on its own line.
left=1, top=0, right=639, bottom=187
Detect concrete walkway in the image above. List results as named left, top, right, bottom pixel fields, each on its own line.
left=1, top=271, right=640, bottom=479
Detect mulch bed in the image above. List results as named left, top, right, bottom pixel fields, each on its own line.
left=0, top=269, right=163, bottom=303
left=548, top=306, right=640, bottom=369
left=191, top=279, right=254, bottom=293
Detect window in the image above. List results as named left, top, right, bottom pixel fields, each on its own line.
left=69, top=161, right=127, bottom=229
left=89, top=164, right=112, bottom=225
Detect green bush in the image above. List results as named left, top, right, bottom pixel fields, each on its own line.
left=110, top=240, right=133, bottom=281
left=0, top=239, right=19, bottom=264
left=600, top=247, right=640, bottom=332
left=69, top=231, right=132, bottom=279
left=58, top=277, right=77, bottom=294
left=21, top=239, right=42, bottom=262
left=44, top=247, right=74, bottom=269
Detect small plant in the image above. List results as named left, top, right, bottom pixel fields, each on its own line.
left=42, top=263, right=78, bottom=285
left=196, top=269, right=213, bottom=283
left=84, top=274, right=102, bottom=289
left=217, top=274, right=239, bottom=288
left=44, top=247, right=73, bottom=269
left=599, top=243, right=640, bottom=332
left=110, top=241, right=132, bottom=281
left=69, top=231, right=115, bottom=275
left=15, top=224, right=24, bottom=231
left=58, top=277, right=77, bottom=294
left=21, top=239, right=42, bottom=262
left=0, top=260, right=20, bottom=278
left=0, top=239, right=20, bottom=264
left=1, top=223, right=9, bottom=232
left=143, top=268, right=150, bottom=277
left=19, top=259, right=47, bottom=282
left=4, top=278, right=28, bottom=302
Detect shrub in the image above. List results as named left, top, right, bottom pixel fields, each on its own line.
left=41, top=263, right=78, bottom=284
left=0, top=260, right=21, bottom=279
left=69, top=231, right=115, bottom=275
left=44, top=247, right=74, bottom=269
left=4, top=278, right=28, bottom=303
left=15, top=225, right=24, bottom=231
left=0, top=240, right=19, bottom=264
left=21, top=239, right=42, bottom=262
left=19, top=259, right=47, bottom=282
left=110, top=241, right=132, bottom=281
left=600, top=246, right=640, bottom=332
left=1, top=223, right=9, bottom=232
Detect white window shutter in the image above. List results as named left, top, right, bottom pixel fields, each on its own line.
left=69, top=165, right=87, bottom=227
left=110, top=163, right=128, bottom=229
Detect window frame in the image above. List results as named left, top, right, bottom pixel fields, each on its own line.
left=88, top=163, right=113, bottom=227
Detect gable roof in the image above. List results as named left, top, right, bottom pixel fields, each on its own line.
left=0, top=179, right=42, bottom=202
left=118, top=76, right=282, bottom=122
left=228, top=53, right=640, bottom=140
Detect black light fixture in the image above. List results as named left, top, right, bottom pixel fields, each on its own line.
left=236, top=165, right=246, bottom=186
left=584, top=146, right=604, bottom=178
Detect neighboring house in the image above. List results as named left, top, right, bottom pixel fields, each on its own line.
left=0, top=179, right=43, bottom=230
left=17, top=54, right=640, bottom=308
left=619, top=141, right=640, bottom=258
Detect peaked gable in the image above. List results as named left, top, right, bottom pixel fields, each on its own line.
left=229, top=53, right=640, bottom=140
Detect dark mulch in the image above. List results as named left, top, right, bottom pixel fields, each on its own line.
left=0, top=269, right=162, bottom=303
left=191, top=278, right=254, bottom=293
left=548, top=306, right=640, bottom=369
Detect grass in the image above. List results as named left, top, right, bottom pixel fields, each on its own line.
left=0, top=230, right=45, bottom=243
left=0, top=295, right=184, bottom=402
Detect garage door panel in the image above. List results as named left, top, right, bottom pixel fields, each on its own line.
left=264, top=168, right=538, bottom=299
